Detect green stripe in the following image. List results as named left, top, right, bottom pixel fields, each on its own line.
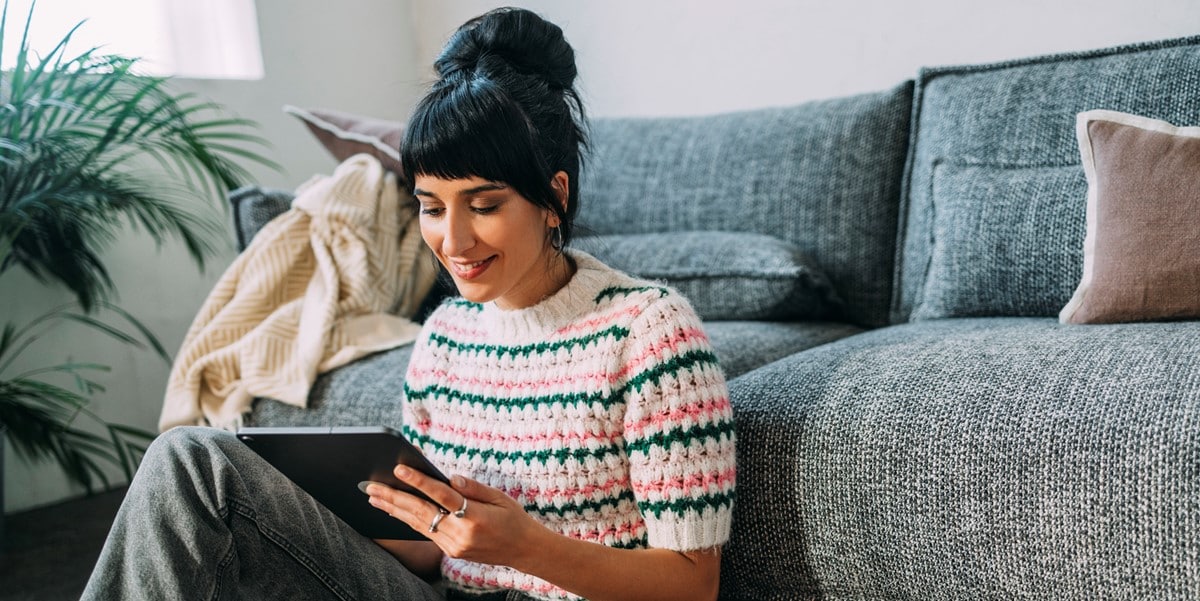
left=402, top=420, right=731, bottom=475
left=447, top=299, right=483, bottom=311
left=403, top=350, right=721, bottom=411
left=594, top=285, right=669, bottom=304
left=427, top=324, right=630, bottom=359
left=524, top=490, right=638, bottom=517
left=404, top=381, right=612, bottom=410
left=639, top=491, right=737, bottom=519
left=624, top=421, right=735, bottom=457
left=623, top=350, right=721, bottom=395
left=609, top=537, right=649, bottom=550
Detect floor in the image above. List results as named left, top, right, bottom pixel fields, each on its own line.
left=0, top=487, right=127, bottom=601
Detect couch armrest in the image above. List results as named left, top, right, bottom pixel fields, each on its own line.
left=229, top=186, right=293, bottom=251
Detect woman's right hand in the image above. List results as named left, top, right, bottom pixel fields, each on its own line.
left=367, top=467, right=552, bottom=570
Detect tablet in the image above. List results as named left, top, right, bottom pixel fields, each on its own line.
left=236, top=426, right=450, bottom=540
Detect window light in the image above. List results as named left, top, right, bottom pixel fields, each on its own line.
left=2, top=0, right=264, bottom=80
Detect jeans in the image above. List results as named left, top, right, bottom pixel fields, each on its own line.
left=82, top=426, right=445, bottom=601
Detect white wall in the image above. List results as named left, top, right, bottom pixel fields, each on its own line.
left=412, top=0, right=1200, bottom=117
left=5, top=0, right=1199, bottom=513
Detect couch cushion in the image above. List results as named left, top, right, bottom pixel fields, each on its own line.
left=704, top=320, right=861, bottom=379
left=578, top=82, right=913, bottom=328
left=573, top=232, right=843, bottom=321
left=721, top=317, right=1200, bottom=600
left=284, top=105, right=406, bottom=184
left=895, top=35, right=1200, bottom=322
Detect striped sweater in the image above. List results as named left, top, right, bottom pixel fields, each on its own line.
left=402, top=251, right=736, bottom=601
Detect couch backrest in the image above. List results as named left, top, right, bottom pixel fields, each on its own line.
left=577, top=82, right=913, bottom=328
left=893, top=35, right=1200, bottom=323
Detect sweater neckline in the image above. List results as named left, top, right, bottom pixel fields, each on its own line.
left=477, top=250, right=614, bottom=338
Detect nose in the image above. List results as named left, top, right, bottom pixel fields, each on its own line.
left=441, top=206, right=475, bottom=257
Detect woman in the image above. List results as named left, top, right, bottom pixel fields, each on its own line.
left=83, top=8, right=735, bottom=601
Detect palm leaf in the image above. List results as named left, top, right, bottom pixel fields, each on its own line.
left=1, top=1, right=266, bottom=494
left=1, top=3, right=277, bottom=311
left=0, top=302, right=165, bottom=492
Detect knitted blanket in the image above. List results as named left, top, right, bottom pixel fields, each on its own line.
left=158, top=154, right=437, bottom=431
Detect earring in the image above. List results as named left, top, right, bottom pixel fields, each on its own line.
left=550, top=225, right=564, bottom=251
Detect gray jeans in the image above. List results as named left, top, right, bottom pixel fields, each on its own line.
left=82, top=426, right=445, bottom=601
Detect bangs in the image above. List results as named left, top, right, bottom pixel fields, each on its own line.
left=401, top=80, right=551, bottom=195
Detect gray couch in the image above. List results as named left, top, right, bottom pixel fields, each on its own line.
left=239, top=35, right=1200, bottom=600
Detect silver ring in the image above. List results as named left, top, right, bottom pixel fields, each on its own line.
left=428, top=508, right=449, bottom=533
left=454, top=497, right=468, bottom=518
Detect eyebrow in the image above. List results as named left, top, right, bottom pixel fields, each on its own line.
left=412, top=182, right=508, bottom=199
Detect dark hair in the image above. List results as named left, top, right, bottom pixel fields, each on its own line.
left=400, top=7, right=589, bottom=248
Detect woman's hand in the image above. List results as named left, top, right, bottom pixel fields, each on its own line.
left=364, top=465, right=547, bottom=568
left=366, top=465, right=722, bottom=601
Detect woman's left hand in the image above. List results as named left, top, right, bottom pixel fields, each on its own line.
left=365, top=465, right=546, bottom=567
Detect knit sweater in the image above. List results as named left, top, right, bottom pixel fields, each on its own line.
left=401, top=251, right=736, bottom=601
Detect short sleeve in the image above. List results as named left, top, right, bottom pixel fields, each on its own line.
left=619, top=292, right=737, bottom=551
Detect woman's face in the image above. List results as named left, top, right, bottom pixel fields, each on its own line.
left=414, top=174, right=563, bottom=310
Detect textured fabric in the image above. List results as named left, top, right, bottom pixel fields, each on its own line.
left=896, top=35, right=1200, bottom=322
left=703, top=320, right=862, bottom=380
left=914, top=162, right=1086, bottom=319
left=227, top=185, right=455, bottom=320
left=161, top=155, right=438, bottom=431
left=721, top=317, right=1200, bottom=600
left=82, top=427, right=442, bottom=601
left=1060, top=110, right=1200, bottom=323
left=285, top=105, right=406, bottom=184
left=403, top=252, right=736, bottom=601
left=573, top=232, right=843, bottom=321
left=577, top=82, right=912, bottom=328
left=247, top=344, right=414, bottom=429
left=247, top=320, right=860, bottom=426
left=229, top=186, right=293, bottom=251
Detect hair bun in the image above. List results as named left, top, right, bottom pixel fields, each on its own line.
left=434, top=7, right=577, bottom=90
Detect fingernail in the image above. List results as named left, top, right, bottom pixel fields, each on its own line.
left=358, top=481, right=373, bottom=495
left=395, top=465, right=411, bottom=478
left=452, top=475, right=466, bottom=488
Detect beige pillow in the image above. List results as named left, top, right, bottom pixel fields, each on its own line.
left=1059, top=109, right=1200, bottom=324
left=284, top=105, right=405, bottom=181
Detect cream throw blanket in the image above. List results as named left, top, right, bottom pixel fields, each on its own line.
left=159, top=154, right=437, bottom=431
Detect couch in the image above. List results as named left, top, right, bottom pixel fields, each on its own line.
left=236, top=35, right=1200, bottom=600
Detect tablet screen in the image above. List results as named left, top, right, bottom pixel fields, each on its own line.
left=237, top=426, right=449, bottom=540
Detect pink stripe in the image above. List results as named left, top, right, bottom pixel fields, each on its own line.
left=631, top=466, right=737, bottom=498
left=422, top=398, right=730, bottom=460
left=612, top=326, right=711, bottom=380
left=623, top=396, right=732, bottom=438
left=554, top=304, right=642, bottom=336
left=405, top=366, right=604, bottom=394
left=564, top=520, right=645, bottom=543
left=445, top=565, right=560, bottom=595
left=429, top=420, right=619, bottom=449
left=506, top=474, right=632, bottom=504
left=425, top=316, right=486, bottom=340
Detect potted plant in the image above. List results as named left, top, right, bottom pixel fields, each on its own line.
left=0, top=0, right=276, bottom=518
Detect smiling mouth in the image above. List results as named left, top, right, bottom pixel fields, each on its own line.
left=450, top=256, right=496, bottom=280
